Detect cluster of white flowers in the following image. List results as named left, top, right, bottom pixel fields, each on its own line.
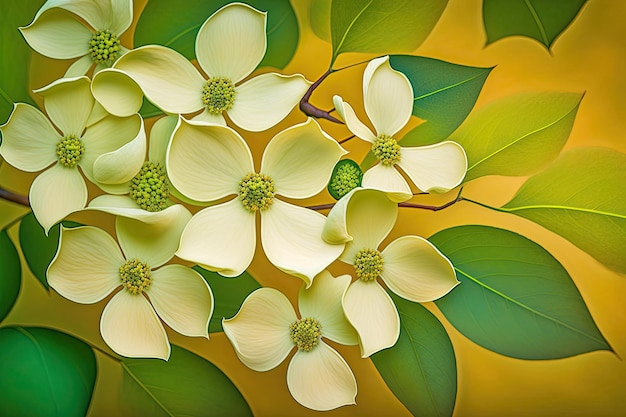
left=0, top=0, right=468, bottom=411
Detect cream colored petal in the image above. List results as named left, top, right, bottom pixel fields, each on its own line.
left=146, top=264, right=213, bottom=338
left=0, top=103, right=59, bottom=172
left=397, top=141, right=468, bottom=193
left=86, top=101, right=108, bottom=127
left=222, top=288, right=296, bottom=372
left=362, top=164, right=412, bottom=202
left=91, top=68, right=143, bottom=117
left=65, top=55, right=94, bottom=77
left=228, top=73, right=310, bottom=132
left=167, top=117, right=253, bottom=202
left=287, top=343, right=357, bottom=411
left=113, top=45, right=206, bottom=114
left=381, top=236, right=459, bottom=302
left=47, top=225, right=124, bottom=304
left=109, top=0, right=133, bottom=34
left=195, top=3, right=266, bottom=83
left=20, top=8, right=92, bottom=59
left=261, top=118, right=346, bottom=199
left=87, top=195, right=190, bottom=224
left=148, top=115, right=177, bottom=167
left=36, top=76, right=93, bottom=137
left=364, top=56, right=413, bottom=137
left=298, top=271, right=358, bottom=346
left=190, top=109, right=227, bottom=126
left=343, top=279, right=399, bottom=357
left=332, top=96, right=376, bottom=143
left=261, top=199, right=344, bottom=287
left=30, top=164, right=87, bottom=234
left=176, top=199, right=256, bottom=278
left=100, top=290, right=170, bottom=360
left=33, top=0, right=117, bottom=32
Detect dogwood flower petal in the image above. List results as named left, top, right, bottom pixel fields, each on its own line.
left=191, top=109, right=227, bottom=126
left=148, top=115, right=177, bottom=167
left=36, top=76, right=93, bottom=137
left=48, top=226, right=124, bottom=304
left=361, top=163, right=412, bottom=202
left=332, top=96, right=376, bottom=143
left=222, top=288, right=296, bottom=372
left=66, top=55, right=96, bottom=77
left=91, top=69, right=144, bottom=117
left=87, top=195, right=190, bottom=224
left=100, top=290, right=170, bottom=360
left=31, top=0, right=132, bottom=34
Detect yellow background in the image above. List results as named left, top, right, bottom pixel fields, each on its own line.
left=1, top=0, right=625, bottom=416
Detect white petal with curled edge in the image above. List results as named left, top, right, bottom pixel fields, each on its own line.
left=261, top=118, right=346, bottom=199
left=299, top=271, right=358, bottom=346
left=343, top=279, right=400, bottom=357
left=148, top=115, right=178, bottom=167
left=113, top=45, right=206, bottom=114
left=191, top=109, right=227, bottom=126
left=29, top=164, right=88, bottom=234
left=222, top=288, right=296, bottom=372
left=287, top=342, right=357, bottom=411
left=93, top=117, right=146, bottom=185
left=91, top=68, right=144, bottom=117
left=228, top=73, right=310, bottom=132
left=146, top=264, right=213, bottom=338
left=261, top=199, right=344, bottom=288
left=177, top=199, right=256, bottom=278
left=332, top=96, right=376, bottom=143
left=100, top=290, right=170, bottom=360
left=381, top=235, right=459, bottom=302
left=65, top=55, right=94, bottom=77
left=397, top=141, right=468, bottom=193
left=36, top=76, right=93, bottom=137
left=88, top=195, right=189, bottom=224
left=47, top=226, right=124, bottom=304
left=195, top=3, right=266, bottom=84
left=109, top=0, right=133, bottom=35
left=167, top=118, right=253, bottom=202
left=20, top=9, right=92, bottom=59
left=362, top=163, right=412, bottom=203
left=32, top=0, right=121, bottom=33
left=364, top=56, right=413, bottom=137
left=0, top=104, right=60, bottom=172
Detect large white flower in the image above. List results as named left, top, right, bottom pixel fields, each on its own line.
left=223, top=270, right=359, bottom=411
left=333, top=56, right=467, bottom=202
left=47, top=212, right=213, bottom=360
left=20, top=0, right=133, bottom=76
left=91, top=2, right=309, bottom=131
left=323, top=188, right=459, bottom=357
left=0, top=76, right=145, bottom=233
left=167, top=117, right=346, bottom=286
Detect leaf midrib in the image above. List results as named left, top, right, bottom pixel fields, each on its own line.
left=502, top=204, right=626, bottom=219
left=413, top=71, right=488, bottom=102
left=523, top=0, right=549, bottom=45
left=332, top=0, right=374, bottom=63
left=122, top=362, right=176, bottom=417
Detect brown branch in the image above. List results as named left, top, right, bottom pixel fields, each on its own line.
left=398, top=187, right=464, bottom=212
left=0, top=187, right=29, bottom=206
left=307, top=203, right=336, bottom=211
left=299, top=70, right=343, bottom=124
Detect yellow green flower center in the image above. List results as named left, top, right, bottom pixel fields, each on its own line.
left=88, top=30, right=121, bottom=64
left=56, top=134, right=84, bottom=168
left=354, top=248, right=384, bottom=282
left=129, top=162, right=170, bottom=212
left=238, top=173, right=275, bottom=212
left=202, top=77, right=236, bottom=115
left=119, top=258, right=152, bottom=295
left=328, top=159, right=363, bottom=200
left=372, top=134, right=401, bottom=166
left=289, top=318, right=322, bottom=352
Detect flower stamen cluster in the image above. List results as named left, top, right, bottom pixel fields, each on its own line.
left=129, top=162, right=170, bottom=212
left=354, top=248, right=384, bottom=282
left=329, top=160, right=363, bottom=199
left=202, top=77, right=236, bottom=115
left=56, top=134, right=84, bottom=168
left=238, top=173, right=275, bottom=212
left=289, top=317, right=322, bottom=352
left=89, top=30, right=121, bottom=64
left=119, top=258, right=152, bottom=294
left=372, top=134, right=401, bottom=166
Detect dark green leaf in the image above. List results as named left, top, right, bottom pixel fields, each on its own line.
left=0, top=326, right=97, bottom=417
left=0, top=229, right=21, bottom=321
left=483, top=0, right=587, bottom=50
left=372, top=296, right=456, bottom=417
left=139, top=96, right=163, bottom=119
left=193, top=266, right=260, bottom=333
left=309, top=0, right=331, bottom=41
left=134, top=0, right=298, bottom=69
left=430, top=225, right=611, bottom=359
left=120, top=345, right=252, bottom=417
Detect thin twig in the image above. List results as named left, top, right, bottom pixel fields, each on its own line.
left=299, top=70, right=343, bottom=123
left=399, top=187, right=465, bottom=212
left=0, top=188, right=29, bottom=206
left=338, top=135, right=356, bottom=144
left=307, top=203, right=336, bottom=211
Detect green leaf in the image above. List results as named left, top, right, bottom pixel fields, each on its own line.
left=0, top=327, right=97, bottom=417
left=139, top=97, right=163, bottom=119
left=309, top=0, right=331, bottom=41
left=120, top=345, right=252, bottom=417
left=0, top=229, right=21, bottom=322
left=19, top=212, right=80, bottom=290
left=483, top=0, right=587, bottom=50
left=0, top=0, right=45, bottom=124
left=430, top=225, right=611, bottom=359
left=330, top=0, right=448, bottom=67
left=372, top=296, right=456, bottom=417
left=193, top=266, right=261, bottom=333
left=502, top=147, right=626, bottom=274
left=134, top=0, right=299, bottom=70
left=450, top=91, right=582, bottom=182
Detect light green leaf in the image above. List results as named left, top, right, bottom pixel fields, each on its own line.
left=372, top=296, right=456, bottom=417
left=330, top=0, right=448, bottom=67
left=0, top=327, right=97, bottom=417
left=134, top=0, right=298, bottom=69
left=451, top=92, right=582, bottom=182
left=0, top=229, right=21, bottom=322
left=193, top=266, right=260, bottom=333
left=483, top=0, right=587, bottom=50
left=502, top=147, right=626, bottom=274
left=430, top=225, right=611, bottom=360
left=120, top=345, right=252, bottom=417
left=309, top=0, right=331, bottom=41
